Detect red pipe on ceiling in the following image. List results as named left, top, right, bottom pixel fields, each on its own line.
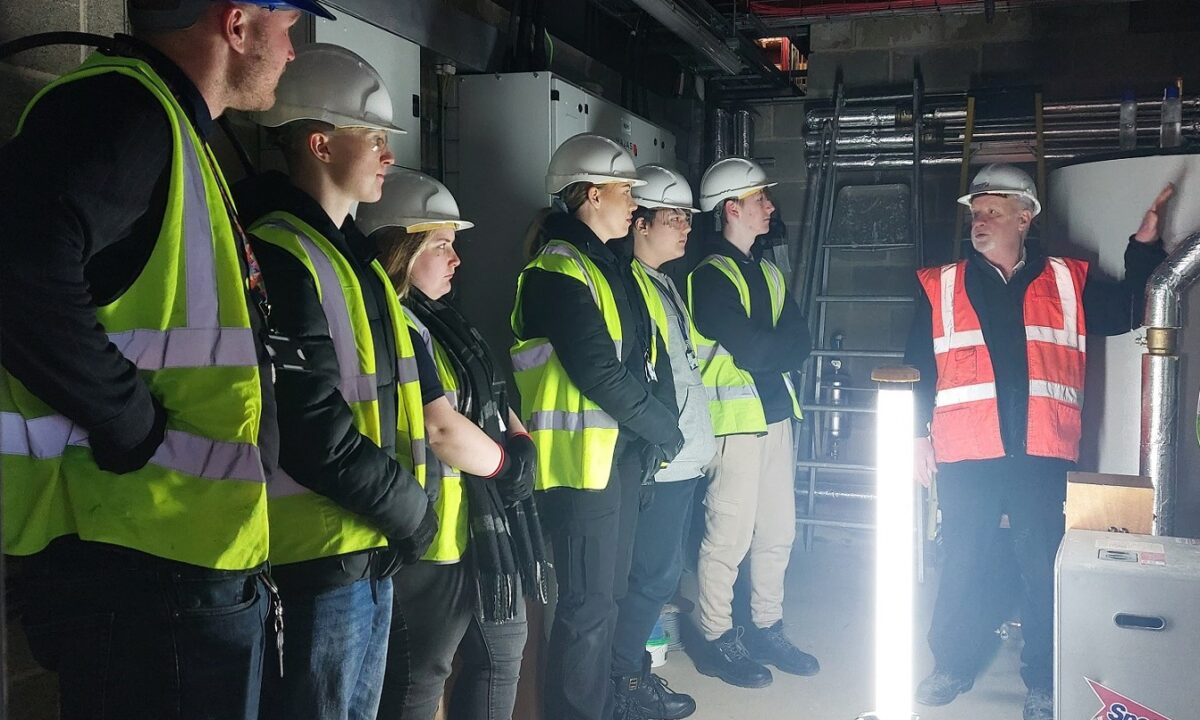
left=748, top=0, right=985, bottom=17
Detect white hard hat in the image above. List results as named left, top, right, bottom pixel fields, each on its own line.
left=252, top=44, right=407, bottom=134
left=632, top=165, right=699, bottom=213
left=545, top=133, right=646, bottom=195
left=698, top=157, right=777, bottom=212
left=958, top=163, right=1041, bottom=217
left=357, top=170, right=474, bottom=235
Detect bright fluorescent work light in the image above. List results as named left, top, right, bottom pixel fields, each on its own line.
left=860, top=368, right=918, bottom=720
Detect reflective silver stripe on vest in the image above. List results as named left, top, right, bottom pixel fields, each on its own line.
left=1029, top=379, right=1082, bottom=407
left=267, top=470, right=308, bottom=498
left=398, top=355, right=421, bottom=386
left=262, top=221, right=380, bottom=405
left=541, top=243, right=599, bottom=305
left=109, top=327, right=258, bottom=370
left=710, top=385, right=759, bottom=402
left=179, top=117, right=220, bottom=330
left=411, top=440, right=426, bottom=466
left=512, top=343, right=554, bottom=372
left=0, top=413, right=264, bottom=482
left=527, top=409, right=618, bottom=432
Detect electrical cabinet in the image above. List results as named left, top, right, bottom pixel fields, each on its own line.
left=452, top=72, right=678, bottom=383
left=313, top=12, right=421, bottom=170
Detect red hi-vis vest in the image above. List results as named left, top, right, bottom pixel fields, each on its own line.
left=916, top=256, right=1088, bottom=464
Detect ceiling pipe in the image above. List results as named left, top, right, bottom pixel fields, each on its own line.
left=1141, top=230, right=1200, bottom=536
left=626, top=0, right=744, bottom=74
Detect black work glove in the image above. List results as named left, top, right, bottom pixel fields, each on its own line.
left=658, top=427, right=685, bottom=466
left=498, top=433, right=536, bottom=506
left=92, top=395, right=168, bottom=474
left=390, top=503, right=439, bottom=566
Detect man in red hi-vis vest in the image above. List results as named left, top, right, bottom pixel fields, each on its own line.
left=904, top=164, right=1172, bottom=720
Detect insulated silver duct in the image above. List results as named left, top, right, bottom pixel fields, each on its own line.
left=734, top=109, right=754, bottom=157
left=713, top=108, right=734, bottom=160
left=1141, top=230, right=1200, bottom=536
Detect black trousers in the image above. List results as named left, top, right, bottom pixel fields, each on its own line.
left=611, top=477, right=700, bottom=676
left=379, top=561, right=528, bottom=720
left=539, top=449, right=642, bottom=720
left=928, top=455, right=1069, bottom=691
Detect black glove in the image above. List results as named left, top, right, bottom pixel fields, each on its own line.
left=658, top=427, right=685, bottom=466
left=498, top=433, right=536, bottom=506
left=390, top=504, right=439, bottom=566
left=92, top=396, right=168, bottom=474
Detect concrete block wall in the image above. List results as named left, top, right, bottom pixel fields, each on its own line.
left=0, top=0, right=126, bottom=137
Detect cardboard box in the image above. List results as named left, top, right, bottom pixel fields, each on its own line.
left=1065, top=472, right=1154, bottom=534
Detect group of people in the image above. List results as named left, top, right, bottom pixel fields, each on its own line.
left=0, top=2, right=1178, bottom=720
left=0, top=1, right=817, bottom=719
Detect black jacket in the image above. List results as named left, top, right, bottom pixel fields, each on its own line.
left=0, top=37, right=278, bottom=478
left=904, top=238, right=1167, bottom=456
left=688, top=237, right=812, bottom=425
left=235, top=172, right=431, bottom=588
left=516, top=213, right=679, bottom=450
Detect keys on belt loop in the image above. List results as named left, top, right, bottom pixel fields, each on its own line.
left=261, top=567, right=285, bottom=678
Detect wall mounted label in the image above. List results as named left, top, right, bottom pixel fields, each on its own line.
left=1087, top=678, right=1172, bottom=720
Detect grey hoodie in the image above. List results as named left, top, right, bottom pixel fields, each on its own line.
left=639, top=261, right=718, bottom=482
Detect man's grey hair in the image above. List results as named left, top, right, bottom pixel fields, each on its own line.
left=1014, top=195, right=1037, bottom=216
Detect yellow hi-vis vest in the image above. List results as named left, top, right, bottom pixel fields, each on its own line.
left=687, top=254, right=802, bottom=436
left=0, top=54, right=268, bottom=570
left=510, top=239, right=636, bottom=491
left=249, top=212, right=426, bottom=566
left=404, top=308, right=469, bottom=563
left=631, top=260, right=671, bottom=354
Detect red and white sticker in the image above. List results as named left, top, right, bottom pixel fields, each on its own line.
left=1087, top=678, right=1172, bottom=720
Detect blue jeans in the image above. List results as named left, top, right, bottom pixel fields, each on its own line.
left=15, top=537, right=269, bottom=720
left=261, top=576, right=393, bottom=720
left=380, top=561, right=528, bottom=720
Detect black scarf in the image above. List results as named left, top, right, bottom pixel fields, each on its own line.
left=409, top=290, right=550, bottom=619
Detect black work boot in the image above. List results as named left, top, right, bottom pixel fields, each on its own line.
left=915, top=669, right=975, bottom=706
left=614, top=668, right=696, bottom=720
left=612, top=675, right=650, bottom=720
left=742, top=621, right=821, bottom=676
left=690, top=627, right=772, bottom=689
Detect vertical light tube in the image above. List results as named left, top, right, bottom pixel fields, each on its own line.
left=874, top=387, right=915, bottom=720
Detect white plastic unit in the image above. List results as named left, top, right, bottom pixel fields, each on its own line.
left=313, top=12, right=421, bottom=170
left=1056, top=528, right=1200, bottom=720
left=1047, top=156, right=1200, bottom=488
left=452, top=72, right=677, bottom=381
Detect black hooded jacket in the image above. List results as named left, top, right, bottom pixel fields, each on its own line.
left=516, top=212, right=680, bottom=452
left=235, top=171, right=437, bottom=590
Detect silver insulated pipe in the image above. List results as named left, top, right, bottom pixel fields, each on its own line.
left=1141, top=230, right=1200, bottom=536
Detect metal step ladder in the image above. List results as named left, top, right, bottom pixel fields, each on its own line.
left=792, top=75, right=928, bottom=579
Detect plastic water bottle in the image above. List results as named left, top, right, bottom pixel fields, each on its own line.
left=1119, top=90, right=1138, bottom=150
left=1160, top=85, right=1182, bottom=149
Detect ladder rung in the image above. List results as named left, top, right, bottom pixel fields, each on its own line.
left=801, top=403, right=877, bottom=414
left=794, top=517, right=875, bottom=530
left=810, top=349, right=903, bottom=358
left=796, top=487, right=875, bottom=501
left=795, top=460, right=874, bottom=473
left=816, top=295, right=914, bottom=303
left=823, top=243, right=917, bottom=250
